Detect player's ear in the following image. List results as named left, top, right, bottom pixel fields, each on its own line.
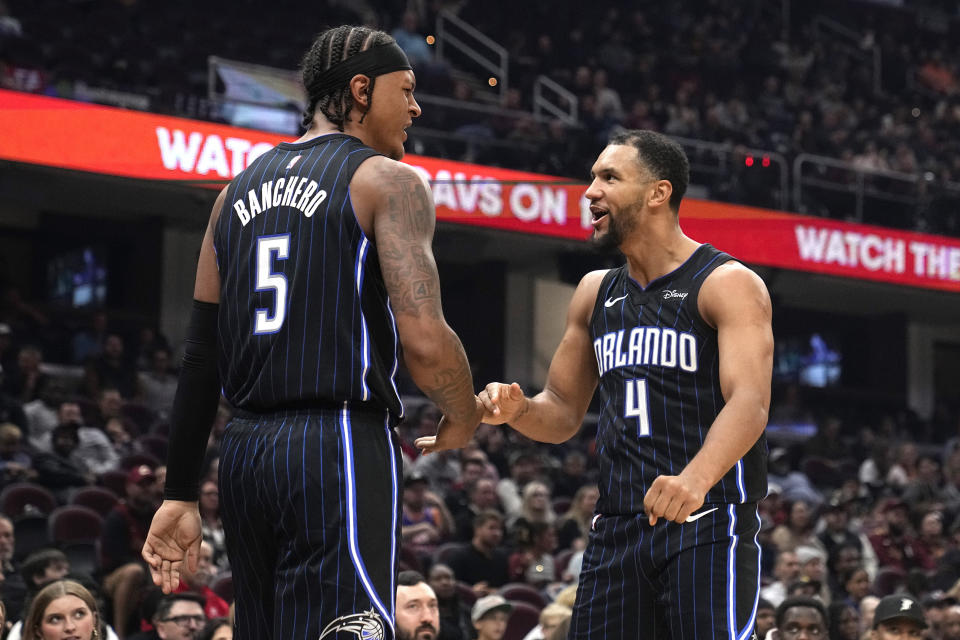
left=649, top=179, right=673, bottom=209
left=349, top=74, right=372, bottom=111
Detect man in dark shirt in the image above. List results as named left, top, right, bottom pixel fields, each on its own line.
left=448, top=510, right=509, bottom=598
left=101, top=464, right=161, bottom=636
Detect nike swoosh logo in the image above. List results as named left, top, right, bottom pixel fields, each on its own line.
left=604, top=294, right=628, bottom=307
left=684, top=507, right=719, bottom=522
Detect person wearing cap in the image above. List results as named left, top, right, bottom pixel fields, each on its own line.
left=761, top=550, right=801, bottom=607
left=818, top=491, right=878, bottom=583
left=870, top=594, right=926, bottom=639
left=102, top=464, right=161, bottom=636
left=471, top=595, right=512, bottom=640
left=868, top=498, right=922, bottom=572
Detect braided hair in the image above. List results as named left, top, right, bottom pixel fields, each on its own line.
left=300, top=25, right=396, bottom=130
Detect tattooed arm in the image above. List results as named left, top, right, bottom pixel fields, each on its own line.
left=353, top=158, right=482, bottom=446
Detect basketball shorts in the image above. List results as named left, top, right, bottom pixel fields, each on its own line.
left=218, top=402, right=401, bottom=640
left=569, top=503, right=762, bottom=640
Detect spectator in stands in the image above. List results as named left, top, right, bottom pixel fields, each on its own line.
left=0, top=422, right=36, bottom=484
left=445, top=454, right=490, bottom=522
left=133, top=326, right=169, bottom=373
left=452, top=477, right=500, bottom=543
left=173, top=542, right=227, bottom=621
left=828, top=601, right=860, bottom=640
left=1, top=345, right=49, bottom=403
left=21, top=579, right=104, bottom=640
left=555, top=484, right=598, bottom=552
left=197, top=480, right=227, bottom=571
left=509, top=480, right=555, bottom=532
left=101, top=464, right=160, bottom=637
left=795, top=545, right=831, bottom=604
left=32, top=423, right=95, bottom=500
left=886, top=442, right=919, bottom=490
left=914, top=509, right=949, bottom=571
left=838, top=566, right=872, bottom=610
left=760, top=550, right=801, bottom=607
left=58, top=399, right=120, bottom=476
left=870, top=593, right=927, bottom=639
left=0, top=322, right=13, bottom=374
left=448, top=510, right=510, bottom=598
left=391, top=11, right=433, bottom=66
left=0, top=597, right=6, bottom=638
left=104, top=417, right=135, bottom=459
left=773, top=596, right=829, bottom=640
left=1, top=514, right=27, bottom=623
left=196, top=617, right=230, bottom=640
left=72, top=311, right=108, bottom=365
left=21, top=381, right=61, bottom=452
left=902, top=456, right=945, bottom=510
left=138, top=347, right=177, bottom=420
left=15, top=549, right=70, bottom=627
left=819, top=494, right=879, bottom=582
left=402, top=471, right=453, bottom=548
left=552, top=451, right=589, bottom=500
left=84, top=334, right=138, bottom=400
left=860, top=595, right=880, bottom=633
left=471, top=595, right=511, bottom=640
left=522, top=603, right=571, bottom=640
left=427, top=563, right=472, bottom=640
left=396, top=570, right=440, bottom=640
left=508, top=520, right=557, bottom=587
left=754, top=599, right=776, bottom=640
left=497, top=451, right=542, bottom=524
left=772, top=499, right=820, bottom=553
left=149, top=592, right=206, bottom=640
left=942, top=603, right=960, bottom=640
left=868, top=498, right=922, bottom=573
left=768, top=448, right=823, bottom=507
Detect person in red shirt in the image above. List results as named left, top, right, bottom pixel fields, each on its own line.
left=175, top=541, right=229, bottom=620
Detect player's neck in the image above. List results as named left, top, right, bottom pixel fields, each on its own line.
left=621, top=224, right=700, bottom=288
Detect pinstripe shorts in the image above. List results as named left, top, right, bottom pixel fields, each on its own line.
left=569, top=503, right=762, bottom=640
left=218, top=403, right=401, bottom=640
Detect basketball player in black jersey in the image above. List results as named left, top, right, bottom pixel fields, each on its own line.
left=142, top=26, right=483, bottom=640
left=420, top=130, right=773, bottom=639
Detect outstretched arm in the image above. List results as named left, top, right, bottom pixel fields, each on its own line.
left=643, top=263, right=773, bottom=524
left=439, top=270, right=604, bottom=448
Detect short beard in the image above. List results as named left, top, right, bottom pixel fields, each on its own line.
left=396, top=624, right=437, bottom=640
left=588, top=203, right=639, bottom=253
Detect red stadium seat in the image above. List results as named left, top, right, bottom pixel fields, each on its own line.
left=433, top=542, right=468, bottom=567
left=98, top=469, right=128, bottom=498
left=554, top=549, right=575, bottom=577
left=135, top=434, right=169, bottom=462
left=119, top=452, right=161, bottom=471
left=499, top=583, right=547, bottom=609
left=503, top=601, right=542, bottom=640
left=48, top=505, right=104, bottom=546
left=455, top=581, right=477, bottom=606
left=551, top=497, right=571, bottom=516
left=70, top=486, right=119, bottom=518
left=873, top=567, right=906, bottom=597
left=212, top=573, right=234, bottom=603
left=1, top=482, right=57, bottom=518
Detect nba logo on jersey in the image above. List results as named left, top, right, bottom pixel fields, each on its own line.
left=286, top=155, right=302, bottom=170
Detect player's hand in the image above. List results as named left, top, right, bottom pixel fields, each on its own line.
left=415, top=396, right=484, bottom=454
left=478, top=382, right=527, bottom=425
left=141, top=500, right=203, bottom=594
left=642, top=472, right=708, bottom=525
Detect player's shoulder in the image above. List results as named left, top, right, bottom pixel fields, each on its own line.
left=569, top=269, right=612, bottom=317
left=699, top=260, right=772, bottom=324
left=702, top=260, right=767, bottom=295
left=352, top=155, right=428, bottom=192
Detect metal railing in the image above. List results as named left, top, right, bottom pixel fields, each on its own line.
left=436, top=9, right=509, bottom=101
left=533, top=75, right=578, bottom=125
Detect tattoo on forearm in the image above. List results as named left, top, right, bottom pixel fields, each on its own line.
left=422, top=335, right=476, bottom=422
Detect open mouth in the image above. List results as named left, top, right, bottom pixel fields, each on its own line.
left=590, top=205, right=609, bottom=223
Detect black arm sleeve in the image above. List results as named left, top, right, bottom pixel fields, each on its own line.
left=163, top=299, right=221, bottom=501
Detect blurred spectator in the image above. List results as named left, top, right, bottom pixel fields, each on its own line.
left=795, top=545, right=831, bottom=604
left=402, top=471, right=453, bottom=549
left=16, top=549, right=69, bottom=621
left=391, top=11, right=433, bottom=66
left=886, top=442, right=919, bottom=490
left=100, top=465, right=160, bottom=637
left=508, top=521, right=557, bottom=587
left=32, top=423, right=95, bottom=500
left=138, top=347, right=177, bottom=420
left=104, top=417, right=135, bottom=459
left=869, top=498, right=923, bottom=572
left=444, top=453, right=489, bottom=525
left=819, top=495, right=879, bottom=581
left=509, top=480, right=555, bottom=532
left=754, top=598, right=776, bottom=640
left=448, top=510, right=510, bottom=598
left=521, top=603, right=571, bottom=640
left=452, top=477, right=500, bottom=544
left=838, top=566, right=871, bottom=610
left=768, top=449, right=823, bottom=507
left=0, top=514, right=27, bottom=623
left=1, top=345, right=49, bottom=404
left=0, top=422, right=36, bottom=484
left=84, top=334, right=138, bottom=400
left=59, top=399, right=120, bottom=476
left=396, top=570, right=440, bottom=640
left=196, top=618, right=231, bottom=640
left=470, top=595, right=511, bottom=640
left=173, top=542, right=228, bottom=621
left=198, top=480, right=228, bottom=572
left=552, top=451, right=589, bottom=500
left=870, top=593, right=927, bottom=638
left=914, top=509, right=949, bottom=571
left=133, top=326, right=169, bottom=373
left=555, top=484, right=598, bottom=552
left=149, top=592, right=207, bottom=640
left=771, top=500, right=820, bottom=553
left=942, top=603, right=960, bottom=640
left=902, top=455, right=945, bottom=510
left=428, top=563, right=473, bottom=640
left=827, top=601, right=860, bottom=640
left=71, top=311, right=107, bottom=365
left=760, top=550, right=800, bottom=607
left=497, top=450, right=542, bottom=522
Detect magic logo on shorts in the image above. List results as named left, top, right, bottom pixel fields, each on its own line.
left=318, top=610, right=385, bottom=640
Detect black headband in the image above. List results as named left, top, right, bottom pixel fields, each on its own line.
left=307, top=42, right=412, bottom=97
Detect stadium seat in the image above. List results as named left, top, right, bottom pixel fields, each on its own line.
left=551, top=497, right=571, bottom=516
left=48, top=505, right=104, bottom=546
left=135, top=434, right=169, bottom=462
left=873, top=566, right=906, bottom=597
left=63, top=540, right=101, bottom=577
left=212, top=573, right=234, bottom=603
left=70, top=486, right=119, bottom=518
left=554, top=549, right=575, bottom=577
left=455, top=581, right=477, bottom=606
left=98, top=469, right=128, bottom=497
left=13, top=513, right=51, bottom=560
left=122, top=402, right=156, bottom=432
left=499, top=583, right=547, bottom=609
left=400, top=543, right=423, bottom=574
left=1, top=482, right=57, bottom=518
left=503, top=601, right=541, bottom=640
left=433, top=542, right=467, bottom=567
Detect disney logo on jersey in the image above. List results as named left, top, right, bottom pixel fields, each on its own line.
left=662, top=290, right=688, bottom=300
left=319, top=611, right=385, bottom=640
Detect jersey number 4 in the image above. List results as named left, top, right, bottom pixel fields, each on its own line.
left=624, top=378, right=651, bottom=437
left=254, top=234, right=290, bottom=334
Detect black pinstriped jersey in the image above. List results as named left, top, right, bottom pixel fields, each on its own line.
left=589, top=244, right=767, bottom=514
left=213, top=134, right=403, bottom=419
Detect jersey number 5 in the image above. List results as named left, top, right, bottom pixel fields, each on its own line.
left=254, top=234, right=290, bottom=334
left=624, top=378, right=651, bottom=438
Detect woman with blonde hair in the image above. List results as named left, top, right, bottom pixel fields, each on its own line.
left=22, top=580, right=102, bottom=640
left=556, top=484, right=599, bottom=551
